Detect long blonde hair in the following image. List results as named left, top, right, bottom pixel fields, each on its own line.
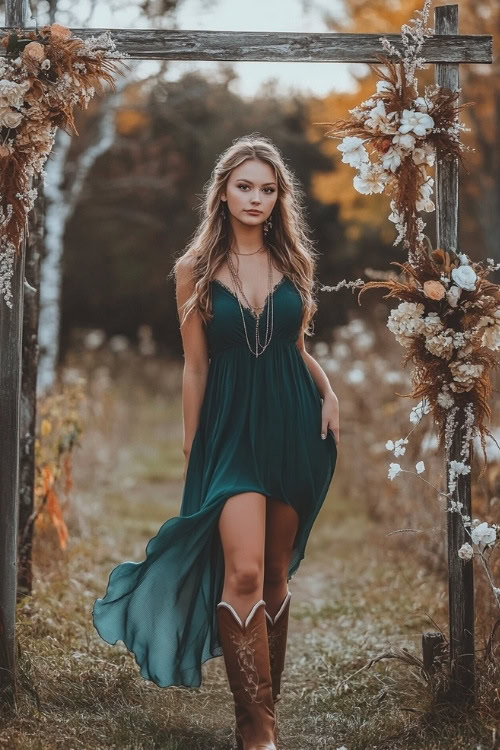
left=171, top=133, right=320, bottom=338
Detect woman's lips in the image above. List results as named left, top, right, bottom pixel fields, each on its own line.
left=245, top=210, right=262, bottom=214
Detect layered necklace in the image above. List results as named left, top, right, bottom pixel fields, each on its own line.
left=225, top=242, right=275, bottom=358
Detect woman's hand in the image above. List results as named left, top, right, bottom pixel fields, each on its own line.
left=320, top=391, right=340, bottom=447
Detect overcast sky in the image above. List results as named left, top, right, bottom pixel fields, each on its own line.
left=71, top=0, right=362, bottom=99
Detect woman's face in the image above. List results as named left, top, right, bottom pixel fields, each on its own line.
left=221, top=158, right=278, bottom=228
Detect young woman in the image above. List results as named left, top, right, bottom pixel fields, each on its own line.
left=93, top=134, right=339, bottom=750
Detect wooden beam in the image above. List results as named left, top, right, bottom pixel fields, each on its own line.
left=0, top=0, right=27, bottom=711
left=0, top=28, right=493, bottom=64
left=435, top=4, right=475, bottom=704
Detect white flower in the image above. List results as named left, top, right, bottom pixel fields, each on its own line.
left=392, top=132, right=416, bottom=151
left=446, top=285, right=462, bottom=308
left=422, top=313, right=444, bottom=336
left=381, top=147, right=402, bottom=173
left=412, top=143, right=436, bottom=166
left=482, top=320, right=500, bottom=351
left=399, top=109, right=435, bottom=136
left=388, top=463, right=402, bottom=480
left=410, top=399, right=431, bottom=424
left=365, top=99, right=399, bottom=135
left=337, top=136, right=370, bottom=168
left=437, top=389, right=454, bottom=409
left=451, top=265, right=477, bottom=291
left=376, top=80, right=394, bottom=94
left=458, top=543, right=474, bottom=561
left=0, top=106, right=23, bottom=129
left=449, top=460, right=471, bottom=476
left=471, top=522, right=497, bottom=547
left=353, top=163, right=388, bottom=195
left=415, top=461, right=425, bottom=474
left=449, top=361, right=484, bottom=388
left=416, top=175, right=435, bottom=212
left=386, top=438, right=408, bottom=456
left=414, top=96, right=433, bottom=113
left=0, top=78, right=30, bottom=108
left=425, top=330, right=454, bottom=360
left=458, top=253, right=470, bottom=265
left=387, top=301, right=425, bottom=347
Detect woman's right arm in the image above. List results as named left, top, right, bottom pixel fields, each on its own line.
left=175, top=258, right=210, bottom=463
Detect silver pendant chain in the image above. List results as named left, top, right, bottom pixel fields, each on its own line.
left=226, top=247, right=275, bottom=358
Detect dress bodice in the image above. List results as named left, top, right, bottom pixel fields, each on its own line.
left=206, top=276, right=303, bottom=357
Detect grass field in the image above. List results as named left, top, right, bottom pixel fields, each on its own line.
left=1, top=351, right=499, bottom=749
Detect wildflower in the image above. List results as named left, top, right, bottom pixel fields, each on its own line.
left=415, top=461, right=425, bottom=474
left=388, top=463, right=402, bottom=480
left=458, top=543, right=473, bottom=561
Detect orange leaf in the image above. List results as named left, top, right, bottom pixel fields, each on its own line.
left=47, top=488, right=69, bottom=550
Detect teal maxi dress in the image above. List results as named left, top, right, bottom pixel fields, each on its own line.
left=92, top=273, right=337, bottom=688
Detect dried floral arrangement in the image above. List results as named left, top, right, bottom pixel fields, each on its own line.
left=359, top=248, right=500, bottom=469
left=317, top=0, right=473, bottom=262
left=318, top=0, right=500, bottom=590
left=0, top=23, right=129, bottom=308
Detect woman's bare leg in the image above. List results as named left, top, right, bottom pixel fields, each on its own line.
left=218, top=491, right=267, bottom=624
left=263, top=498, right=299, bottom=617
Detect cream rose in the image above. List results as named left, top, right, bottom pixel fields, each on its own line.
left=451, top=265, right=477, bottom=291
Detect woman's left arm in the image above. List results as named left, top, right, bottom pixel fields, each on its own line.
left=296, top=331, right=340, bottom=445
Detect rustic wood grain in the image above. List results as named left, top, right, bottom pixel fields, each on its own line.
left=0, top=0, right=25, bottom=712
left=0, top=28, right=493, bottom=64
left=435, top=4, right=475, bottom=704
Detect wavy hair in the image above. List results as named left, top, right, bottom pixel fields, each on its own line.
left=171, top=133, right=320, bottom=338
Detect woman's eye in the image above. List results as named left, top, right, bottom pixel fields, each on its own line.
left=237, top=185, right=274, bottom=193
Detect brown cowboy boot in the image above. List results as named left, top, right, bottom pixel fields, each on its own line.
left=265, top=587, right=291, bottom=703
left=216, top=598, right=277, bottom=750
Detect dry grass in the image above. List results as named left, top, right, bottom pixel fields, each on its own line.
left=2, top=331, right=500, bottom=749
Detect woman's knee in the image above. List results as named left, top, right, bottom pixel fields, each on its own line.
left=263, top=560, right=289, bottom=586
left=225, top=563, right=263, bottom=596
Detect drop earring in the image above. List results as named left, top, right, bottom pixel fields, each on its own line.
left=263, top=214, right=273, bottom=234
left=221, top=201, right=227, bottom=219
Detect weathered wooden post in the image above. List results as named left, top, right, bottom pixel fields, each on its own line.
left=435, top=4, right=475, bottom=703
left=0, top=0, right=27, bottom=707
left=18, top=175, right=44, bottom=600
